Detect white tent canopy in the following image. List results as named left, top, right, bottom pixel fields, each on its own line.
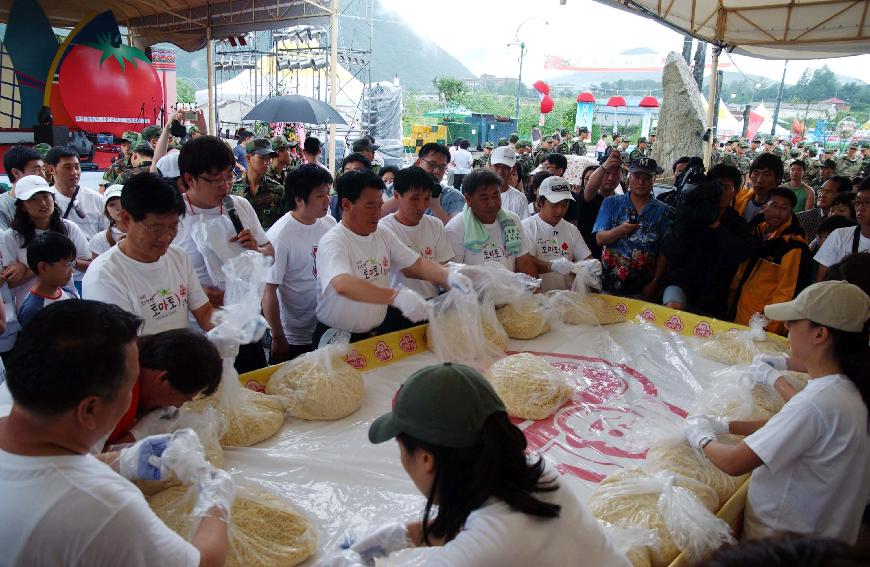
left=594, top=0, right=870, bottom=59
left=702, top=98, right=743, bottom=137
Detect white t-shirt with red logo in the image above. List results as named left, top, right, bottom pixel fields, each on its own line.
left=315, top=222, right=420, bottom=333
left=82, top=244, right=209, bottom=335
left=523, top=214, right=592, bottom=292
left=378, top=213, right=453, bottom=299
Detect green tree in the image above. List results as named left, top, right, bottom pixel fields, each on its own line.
left=176, top=77, right=196, bottom=104
left=806, top=66, right=837, bottom=101
left=432, top=76, right=467, bottom=107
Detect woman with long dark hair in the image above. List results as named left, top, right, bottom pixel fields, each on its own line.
left=355, top=363, right=629, bottom=565
left=0, top=176, right=90, bottom=307
left=684, top=281, right=870, bottom=543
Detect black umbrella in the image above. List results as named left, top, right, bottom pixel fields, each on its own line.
left=242, top=94, right=347, bottom=125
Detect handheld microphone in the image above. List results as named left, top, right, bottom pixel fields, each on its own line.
left=222, top=196, right=245, bottom=234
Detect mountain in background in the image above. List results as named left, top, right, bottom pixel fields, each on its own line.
left=164, top=0, right=474, bottom=91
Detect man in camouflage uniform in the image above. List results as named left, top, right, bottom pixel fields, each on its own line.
left=746, top=138, right=760, bottom=161
left=474, top=141, right=494, bottom=169
left=803, top=146, right=820, bottom=185
left=735, top=141, right=752, bottom=181
left=648, top=129, right=656, bottom=152
left=116, top=143, right=154, bottom=185
left=710, top=139, right=723, bottom=166
left=628, top=137, right=651, bottom=164
left=533, top=138, right=553, bottom=166
left=836, top=143, right=862, bottom=178
left=100, top=130, right=138, bottom=189
left=812, top=158, right=837, bottom=194
left=619, top=138, right=632, bottom=174
left=570, top=127, right=589, bottom=156
left=861, top=142, right=870, bottom=175
left=266, top=135, right=294, bottom=187
left=555, top=130, right=570, bottom=154
left=230, top=138, right=286, bottom=230
left=516, top=141, right=535, bottom=179
left=611, top=133, right=622, bottom=149
left=140, top=125, right=162, bottom=149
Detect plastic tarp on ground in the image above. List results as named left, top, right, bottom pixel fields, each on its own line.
left=219, top=308, right=765, bottom=564
left=363, top=82, right=404, bottom=168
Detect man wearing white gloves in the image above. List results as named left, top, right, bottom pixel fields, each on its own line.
left=522, top=175, right=599, bottom=292
left=314, top=170, right=472, bottom=347
left=0, top=300, right=233, bottom=567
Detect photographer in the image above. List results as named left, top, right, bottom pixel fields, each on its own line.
left=661, top=164, right=755, bottom=317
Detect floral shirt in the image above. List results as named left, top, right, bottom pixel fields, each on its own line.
left=592, top=193, right=672, bottom=295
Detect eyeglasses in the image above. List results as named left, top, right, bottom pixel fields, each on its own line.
left=139, top=220, right=182, bottom=235
left=420, top=158, right=448, bottom=172
left=855, top=199, right=870, bottom=209
left=197, top=174, right=235, bottom=187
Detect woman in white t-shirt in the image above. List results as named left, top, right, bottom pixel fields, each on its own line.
left=684, top=281, right=870, bottom=544
left=89, top=184, right=126, bottom=257
left=0, top=176, right=90, bottom=307
left=346, top=363, right=630, bottom=567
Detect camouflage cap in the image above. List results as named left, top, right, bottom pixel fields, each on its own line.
left=728, top=135, right=740, bottom=142
left=32, top=143, right=51, bottom=157
left=823, top=146, right=835, bottom=152
left=637, top=137, right=648, bottom=144
left=764, top=138, right=774, bottom=144
left=245, top=138, right=277, bottom=156
left=649, top=129, right=657, bottom=136
left=806, top=146, right=818, bottom=156
left=141, top=125, right=162, bottom=140
left=821, top=158, right=837, bottom=169
left=751, top=137, right=761, bottom=143
left=783, top=140, right=793, bottom=146
left=790, top=150, right=800, bottom=158
left=483, top=141, right=494, bottom=149
left=497, top=138, right=508, bottom=147
left=738, top=141, right=749, bottom=148
left=849, top=142, right=859, bottom=149
left=133, top=142, right=153, bottom=154
left=270, top=135, right=290, bottom=150
left=861, top=141, right=870, bottom=149
left=188, top=125, right=200, bottom=134
left=121, top=131, right=139, bottom=144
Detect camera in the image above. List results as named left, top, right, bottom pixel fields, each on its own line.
left=169, top=120, right=187, bottom=138
left=627, top=210, right=639, bottom=224
left=183, top=111, right=198, bottom=121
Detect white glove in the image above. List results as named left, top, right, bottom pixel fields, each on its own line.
left=446, top=269, right=473, bottom=294
left=707, top=415, right=730, bottom=436
left=574, top=258, right=603, bottom=278
left=550, top=257, right=574, bottom=275
left=684, top=416, right=717, bottom=458
left=118, top=433, right=172, bottom=481
left=192, top=467, right=236, bottom=520
left=350, top=523, right=412, bottom=563
left=747, top=360, right=783, bottom=389
left=391, top=288, right=431, bottom=322
left=752, top=353, right=788, bottom=371
left=129, top=406, right=181, bottom=441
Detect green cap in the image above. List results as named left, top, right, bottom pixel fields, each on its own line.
left=245, top=138, right=277, bottom=156
left=32, top=143, right=51, bottom=157
left=764, top=138, right=774, bottom=144
left=483, top=141, right=493, bottom=149
left=790, top=150, right=800, bottom=158
left=188, top=125, right=200, bottom=134
left=728, top=135, right=739, bottom=142
left=270, top=135, right=290, bottom=150
left=141, top=125, right=161, bottom=141
left=806, top=146, right=817, bottom=156
left=368, top=363, right=506, bottom=448
left=637, top=137, right=648, bottom=144
left=121, top=130, right=139, bottom=144
left=497, top=138, right=508, bottom=147
left=861, top=142, right=870, bottom=149
left=738, top=141, right=748, bottom=148
left=649, top=128, right=657, bottom=136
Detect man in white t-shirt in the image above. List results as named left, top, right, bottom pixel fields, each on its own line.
left=379, top=166, right=454, bottom=299
left=262, top=164, right=336, bottom=363
left=450, top=139, right=474, bottom=190
left=83, top=173, right=213, bottom=336
left=445, top=169, right=537, bottom=278
left=45, top=146, right=102, bottom=289
left=314, top=170, right=471, bottom=346
left=489, top=145, right=529, bottom=220
left=175, top=135, right=274, bottom=372
left=814, top=183, right=870, bottom=280
left=522, top=176, right=598, bottom=292
left=0, top=300, right=233, bottom=567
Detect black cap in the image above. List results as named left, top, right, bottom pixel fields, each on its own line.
left=352, top=138, right=379, bottom=153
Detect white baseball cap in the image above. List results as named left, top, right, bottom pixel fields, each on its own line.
left=764, top=281, right=870, bottom=333
left=15, top=175, right=55, bottom=201
left=103, top=184, right=123, bottom=204
left=490, top=146, right=517, bottom=168
left=538, top=175, right=574, bottom=203
left=156, top=152, right=181, bottom=178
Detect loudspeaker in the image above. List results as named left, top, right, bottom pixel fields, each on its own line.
left=33, top=125, right=69, bottom=147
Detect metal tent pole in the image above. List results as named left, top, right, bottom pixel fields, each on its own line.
left=327, top=0, right=339, bottom=172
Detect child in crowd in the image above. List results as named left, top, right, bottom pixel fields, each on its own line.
left=17, top=232, right=79, bottom=327
left=89, top=184, right=126, bottom=257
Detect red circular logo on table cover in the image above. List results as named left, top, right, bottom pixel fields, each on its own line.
left=693, top=321, right=714, bottom=337
left=640, top=309, right=656, bottom=323
left=345, top=350, right=367, bottom=369
left=374, top=341, right=394, bottom=362
left=665, top=315, right=684, bottom=332
left=399, top=333, right=418, bottom=353
left=245, top=380, right=265, bottom=393
left=512, top=351, right=685, bottom=484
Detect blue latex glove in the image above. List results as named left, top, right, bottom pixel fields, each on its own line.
left=118, top=434, right=172, bottom=481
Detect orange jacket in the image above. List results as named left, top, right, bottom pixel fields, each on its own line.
left=734, top=188, right=756, bottom=217
left=727, top=217, right=812, bottom=335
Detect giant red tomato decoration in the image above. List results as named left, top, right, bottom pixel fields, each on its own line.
left=58, top=34, right=162, bottom=138
left=540, top=95, right=554, bottom=114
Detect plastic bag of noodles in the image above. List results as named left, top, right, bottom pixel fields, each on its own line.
left=698, top=313, right=788, bottom=366
left=426, top=284, right=506, bottom=368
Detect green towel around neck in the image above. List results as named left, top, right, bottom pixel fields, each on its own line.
left=462, top=206, right=522, bottom=255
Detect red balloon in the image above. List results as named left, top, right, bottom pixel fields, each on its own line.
left=540, top=95, right=554, bottom=114
left=533, top=80, right=550, bottom=96
left=577, top=92, right=596, bottom=103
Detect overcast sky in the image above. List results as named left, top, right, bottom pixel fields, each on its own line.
left=379, top=0, right=870, bottom=86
